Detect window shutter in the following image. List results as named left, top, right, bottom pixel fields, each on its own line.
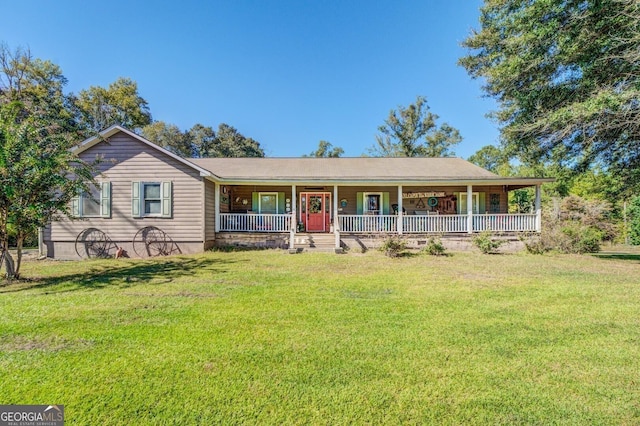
left=278, top=192, right=285, bottom=214
left=132, top=181, right=140, bottom=217
left=479, top=192, right=486, bottom=214
left=382, top=192, right=390, bottom=215
left=356, top=192, right=363, bottom=215
left=161, top=181, right=173, bottom=218
left=71, top=196, right=80, bottom=217
left=101, top=182, right=111, bottom=218
left=251, top=192, right=259, bottom=212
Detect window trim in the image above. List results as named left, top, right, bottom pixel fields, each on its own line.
left=363, top=192, right=383, bottom=215
left=458, top=192, right=480, bottom=214
left=141, top=182, right=162, bottom=217
left=73, top=182, right=111, bottom=218
left=132, top=181, right=172, bottom=218
left=258, top=192, right=278, bottom=214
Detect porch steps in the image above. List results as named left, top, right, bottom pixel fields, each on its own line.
left=294, top=233, right=340, bottom=253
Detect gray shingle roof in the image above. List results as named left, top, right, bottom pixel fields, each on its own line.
left=190, top=157, right=500, bottom=181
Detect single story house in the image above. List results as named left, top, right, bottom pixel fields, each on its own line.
left=44, top=125, right=553, bottom=259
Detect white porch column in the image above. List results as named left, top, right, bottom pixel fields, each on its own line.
left=290, top=185, right=297, bottom=250
left=397, top=185, right=403, bottom=235
left=467, top=184, right=473, bottom=234
left=334, top=185, right=340, bottom=250
left=214, top=183, right=220, bottom=233
left=535, top=184, right=542, bottom=232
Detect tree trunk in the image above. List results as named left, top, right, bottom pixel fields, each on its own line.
left=2, top=247, right=16, bottom=280
left=14, top=235, right=23, bottom=279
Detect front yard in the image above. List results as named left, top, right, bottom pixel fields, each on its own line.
left=1, top=250, right=639, bottom=424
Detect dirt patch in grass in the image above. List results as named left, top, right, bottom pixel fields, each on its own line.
left=0, top=335, right=94, bottom=352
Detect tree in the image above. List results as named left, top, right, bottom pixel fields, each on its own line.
left=369, top=96, right=462, bottom=157
left=212, top=123, right=264, bottom=157
left=467, top=145, right=509, bottom=174
left=460, top=0, right=640, bottom=193
left=188, top=123, right=216, bottom=158
left=304, top=140, right=344, bottom=158
left=141, top=121, right=192, bottom=157
left=75, top=77, right=152, bottom=132
left=1, top=45, right=95, bottom=278
left=627, top=196, right=640, bottom=245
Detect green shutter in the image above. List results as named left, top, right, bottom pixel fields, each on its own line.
left=479, top=192, right=486, bottom=214
left=278, top=192, right=285, bottom=214
left=356, top=192, right=363, bottom=215
left=71, top=196, right=80, bottom=217
left=132, top=181, right=140, bottom=217
left=101, top=182, right=111, bottom=218
left=455, top=192, right=463, bottom=214
left=382, top=192, right=390, bottom=215
left=252, top=192, right=259, bottom=212
left=161, top=181, right=172, bottom=218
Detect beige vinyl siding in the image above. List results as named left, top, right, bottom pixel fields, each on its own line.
left=48, top=132, right=204, bottom=243
left=204, top=180, right=216, bottom=241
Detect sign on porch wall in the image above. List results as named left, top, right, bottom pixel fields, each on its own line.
left=402, top=192, right=445, bottom=199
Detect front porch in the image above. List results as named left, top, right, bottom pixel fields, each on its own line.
left=212, top=182, right=543, bottom=251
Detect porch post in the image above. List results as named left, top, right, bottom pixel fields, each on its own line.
left=467, top=184, right=473, bottom=234
left=397, top=185, right=403, bottom=235
left=214, top=182, right=220, bottom=233
left=535, top=184, right=542, bottom=232
left=290, top=185, right=297, bottom=250
left=334, top=185, right=340, bottom=250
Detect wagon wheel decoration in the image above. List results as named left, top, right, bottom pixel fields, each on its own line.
left=75, top=228, right=116, bottom=258
left=133, top=226, right=181, bottom=258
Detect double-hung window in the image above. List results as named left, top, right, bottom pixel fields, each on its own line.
left=72, top=182, right=111, bottom=218
left=132, top=181, right=172, bottom=218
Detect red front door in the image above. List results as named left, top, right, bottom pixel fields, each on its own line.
left=301, top=193, right=330, bottom=232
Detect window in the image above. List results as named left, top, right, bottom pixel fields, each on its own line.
left=363, top=192, right=382, bottom=215
left=143, top=183, right=162, bottom=215
left=259, top=192, right=278, bottom=214
left=72, top=182, right=111, bottom=218
left=132, top=181, right=172, bottom=218
left=458, top=192, right=479, bottom=214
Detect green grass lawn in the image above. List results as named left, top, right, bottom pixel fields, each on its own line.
left=1, top=249, right=639, bottom=424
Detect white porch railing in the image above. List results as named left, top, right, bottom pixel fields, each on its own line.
left=473, top=214, right=537, bottom=232
left=219, top=213, right=292, bottom=232
left=402, top=214, right=468, bottom=233
left=218, top=213, right=538, bottom=234
left=339, top=215, right=398, bottom=233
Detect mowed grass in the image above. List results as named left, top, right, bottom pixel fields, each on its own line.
left=1, top=249, right=639, bottom=424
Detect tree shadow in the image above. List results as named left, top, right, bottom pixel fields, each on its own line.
left=0, top=255, right=246, bottom=294
left=591, top=253, right=640, bottom=262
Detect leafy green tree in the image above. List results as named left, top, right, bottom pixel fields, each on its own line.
left=188, top=124, right=216, bottom=158
left=212, top=123, right=264, bottom=158
left=460, top=0, right=640, bottom=192
left=467, top=145, right=510, bottom=174
left=369, top=96, right=461, bottom=157
left=141, top=121, right=192, bottom=157
left=75, top=77, right=151, bottom=132
left=627, top=196, right=640, bottom=245
left=1, top=45, right=95, bottom=278
left=304, top=140, right=344, bottom=158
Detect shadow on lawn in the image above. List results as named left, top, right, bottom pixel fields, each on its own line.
left=0, top=256, right=244, bottom=294
left=592, top=252, right=640, bottom=262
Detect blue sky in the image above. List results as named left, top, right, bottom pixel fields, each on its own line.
left=2, top=0, right=498, bottom=158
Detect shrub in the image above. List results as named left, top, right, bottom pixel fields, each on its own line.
left=423, top=237, right=446, bottom=256
left=472, top=230, right=504, bottom=254
left=519, top=233, right=550, bottom=254
left=628, top=195, right=640, bottom=245
left=379, top=236, right=407, bottom=258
